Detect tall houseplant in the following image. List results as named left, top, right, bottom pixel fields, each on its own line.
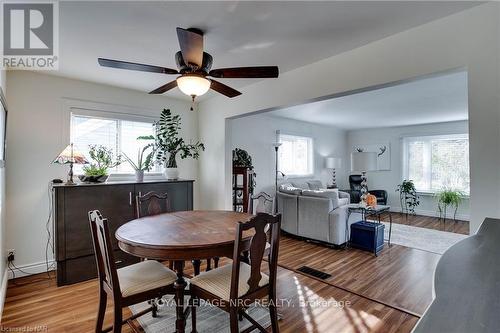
left=79, top=145, right=122, bottom=183
left=396, top=180, right=420, bottom=217
left=154, top=109, right=205, bottom=179
left=436, top=189, right=464, bottom=223
left=122, top=136, right=155, bottom=182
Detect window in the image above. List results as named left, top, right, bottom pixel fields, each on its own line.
left=71, top=112, right=160, bottom=175
left=403, top=134, right=469, bottom=194
left=278, top=134, right=313, bottom=177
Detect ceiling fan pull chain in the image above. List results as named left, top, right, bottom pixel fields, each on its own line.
left=190, top=95, right=196, bottom=111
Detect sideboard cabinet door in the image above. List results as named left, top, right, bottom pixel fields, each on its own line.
left=62, top=184, right=136, bottom=259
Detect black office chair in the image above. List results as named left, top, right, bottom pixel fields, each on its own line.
left=344, top=175, right=387, bottom=205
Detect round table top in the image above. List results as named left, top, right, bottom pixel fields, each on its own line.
left=115, top=210, right=254, bottom=260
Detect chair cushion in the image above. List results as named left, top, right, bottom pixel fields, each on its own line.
left=190, top=262, right=269, bottom=300
left=118, top=260, right=177, bottom=297
left=302, top=189, right=339, bottom=199
left=307, top=180, right=324, bottom=190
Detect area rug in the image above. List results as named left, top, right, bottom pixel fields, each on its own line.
left=381, top=222, right=467, bottom=254
left=129, top=295, right=273, bottom=333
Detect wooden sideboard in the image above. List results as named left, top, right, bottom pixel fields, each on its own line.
left=52, top=179, right=194, bottom=286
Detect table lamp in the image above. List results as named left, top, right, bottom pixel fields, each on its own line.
left=351, top=151, right=377, bottom=204
left=325, top=157, right=341, bottom=188
left=52, top=143, right=89, bottom=185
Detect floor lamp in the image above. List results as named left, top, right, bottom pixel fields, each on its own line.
left=272, top=142, right=282, bottom=213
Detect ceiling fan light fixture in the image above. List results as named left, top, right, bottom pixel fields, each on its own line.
left=176, top=74, right=211, bottom=97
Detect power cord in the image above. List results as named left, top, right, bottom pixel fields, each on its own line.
left=8, top=181, right=56, bottom=285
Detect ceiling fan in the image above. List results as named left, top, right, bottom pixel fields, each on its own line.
left=98, top=27, right=279, bottom=109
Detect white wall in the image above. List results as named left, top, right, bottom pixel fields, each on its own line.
left=347, top=121, right=470, bottom=220
left=229, top=114, right=348, bottom=194
left=5, top=71, right=199, bottom=273
left=198, top=3, right=500, bottom=233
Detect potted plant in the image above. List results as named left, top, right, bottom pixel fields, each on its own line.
left=154, top=109, right=205, bottom=180
left=122, top=136, right=155, bottom=182
left=436, top=189, right=464, bottom=223
left=396, top=180, right=420, bottom=217
left=79, top=145, right=122, bottom=183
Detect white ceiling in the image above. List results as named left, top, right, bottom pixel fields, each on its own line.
left=268, top=70, right=468, bottom=130
left=54, top=1, right=479, bottom=101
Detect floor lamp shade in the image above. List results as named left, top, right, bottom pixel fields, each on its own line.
left=351, top=152, right=377, bottom=172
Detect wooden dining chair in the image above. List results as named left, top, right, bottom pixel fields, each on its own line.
left=249, top=191, right=275, bottom=215
left=136, top=191, right=171, bottom=218
left=135, top=191, right=218, bottom=274
left=88, top=210, right=178, bottom=333
left=189, top=213, right=281, bottom=333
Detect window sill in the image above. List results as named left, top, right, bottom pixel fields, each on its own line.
left=415, top=191, right=470, bottom=199
left=108, top=172, right=165, bottom=181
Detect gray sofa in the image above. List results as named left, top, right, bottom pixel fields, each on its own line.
left=277, top=179, right=361, bottom=246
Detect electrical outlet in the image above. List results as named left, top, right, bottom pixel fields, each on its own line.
left=7, top=249, right=15, bottom=262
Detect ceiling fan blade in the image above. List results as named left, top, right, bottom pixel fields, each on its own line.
left=210, top=79, right=241, bottom=98
left=98, top=58, right=178, bottom=74
left=209, top=66, right=279, bottom=78
left=176, top=27, right=203, bottom=68
left=149, top=80, right=178, bottom=94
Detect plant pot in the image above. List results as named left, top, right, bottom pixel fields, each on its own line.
left=135, top=170, right=144, bottom=183
left=164, top=167, right=179, bottom=180
left=78, top=174, right=109, bottom=183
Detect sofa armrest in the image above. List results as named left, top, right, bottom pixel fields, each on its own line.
left=338, top=191, right=351, bottom=203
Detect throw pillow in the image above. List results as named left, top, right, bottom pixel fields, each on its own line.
left=307, top=180, right=324, bottom=190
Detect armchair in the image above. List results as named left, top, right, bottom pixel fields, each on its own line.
left=344, top=175, right=387, bottom=205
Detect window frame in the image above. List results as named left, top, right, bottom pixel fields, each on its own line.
left=402, top=133, right=470, bottom=195
left=66, top=103, right=164, bottom=181
left=278, top=133, right=314, bottom=178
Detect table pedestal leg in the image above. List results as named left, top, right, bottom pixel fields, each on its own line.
left=174, top=260, right=187, bottom=333
left=388, top=213, right=393, bottom=246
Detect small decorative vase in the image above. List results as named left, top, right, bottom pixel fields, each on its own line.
left=135, top=170, right=144, bottom=183
left=164, top=167, right=179, bottom=180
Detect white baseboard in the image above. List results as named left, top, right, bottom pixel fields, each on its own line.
left=0, top=268, right=8, bottom=319
left=7, top=260, right=55, bottom=280
left=390, top=207, right=470, bottom=221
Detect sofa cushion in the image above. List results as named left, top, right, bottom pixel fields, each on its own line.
left=307, top=180, right=324, bottom=190
left=291, top=180, right=310, bottom=190
left=302, top=189, right=339, bottom=199
left=279, top=184, right=302, bottom=195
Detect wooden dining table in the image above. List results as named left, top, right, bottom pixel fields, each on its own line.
left=115, top=210, right=254, bottom=333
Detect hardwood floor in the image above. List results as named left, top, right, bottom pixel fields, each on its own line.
left=277, top=237, right=439, bottom=316
left=1, top=236, right=434, bottom=332
left=379, top=212, right=469, bottom=235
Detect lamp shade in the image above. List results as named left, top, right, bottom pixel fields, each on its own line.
left=351, top=151, right=377, bottom=172
left=53, top=143, right=89, bottom=165
left=325, top=157, right=341, bottom=169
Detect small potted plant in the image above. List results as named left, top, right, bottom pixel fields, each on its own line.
left=122, top=136, right=156, bottom=182
left=396, top=180, right=420, bottom=217
left=436, top=189, right=464, bottom=223
left=154, top=109, right=205, bottom=180
left=79, top=145, right=122, bottom=183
